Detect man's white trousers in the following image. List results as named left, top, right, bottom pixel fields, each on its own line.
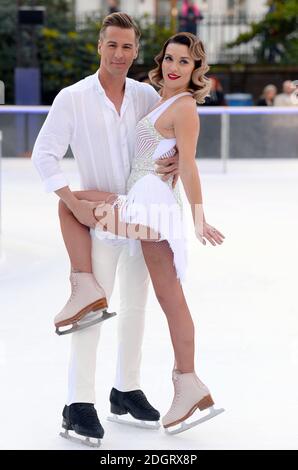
left=67, top=236, right=149, bottom=405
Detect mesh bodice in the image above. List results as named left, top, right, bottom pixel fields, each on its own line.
left=126, top=92, right=191, bottom=205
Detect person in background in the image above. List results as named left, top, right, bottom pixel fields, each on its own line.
left=257, top=84, right=277, bottom=106
left=178, top=0, right=203, bottom=36
left=203, top=76, right=226, bottom=106
left=107, top=0, right=119, bottom=15
left=274, top=80, right=296, bottom=106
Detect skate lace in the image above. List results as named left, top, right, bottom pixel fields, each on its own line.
left=76, top=404, right=99, bottom=424
left=130, top=390, right=154, bottom=410
left=69, top=278, right=78, bottom=303
left=172, top=376, right=182, bottom=404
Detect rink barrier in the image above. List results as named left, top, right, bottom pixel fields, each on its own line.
left=197, top=106, right=298, bottom=173
left=0, top=105, right=298, bottom=173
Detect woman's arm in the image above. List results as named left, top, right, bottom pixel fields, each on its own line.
left=174, top=99, right=204, bottom=236
left=174, top=98, right=225, bottom=246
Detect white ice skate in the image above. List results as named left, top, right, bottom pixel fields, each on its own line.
left=55, top=272, right=116, bottom=335
left=162, top=370, right=225, bottom=435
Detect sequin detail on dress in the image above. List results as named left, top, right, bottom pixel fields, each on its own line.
left=121, top=92, right=192, bottom=281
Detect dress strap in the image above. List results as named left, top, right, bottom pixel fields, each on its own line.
left=150, top=92, right=192, bottom=125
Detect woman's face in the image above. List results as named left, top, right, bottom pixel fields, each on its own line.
left=161, top=43, right=195, bottom=92
left=265, top=88, right=276, bottom=101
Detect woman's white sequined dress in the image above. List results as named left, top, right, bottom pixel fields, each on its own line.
left=119, top=92, right=191, bottom=282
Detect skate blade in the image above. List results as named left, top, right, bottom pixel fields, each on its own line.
left=59, top=429, right=101, bottom=447
left=55, top=310, right=117, bottom=336
left=107, top=413, right=160, bottom=430
left=164, top=406, right=225, bottom=435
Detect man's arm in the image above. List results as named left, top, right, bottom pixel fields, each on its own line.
left=32, top=89, right=100, bottom=227
left=31, top=88, right=74, bottom=193
left=154, top=154, right=179, bottom=188
left=55, top=186, right=99, bottom=228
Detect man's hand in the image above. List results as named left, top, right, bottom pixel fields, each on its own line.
left=154, top=151, right=179, bottom=188
left=70, top=199, right=101, bottom=229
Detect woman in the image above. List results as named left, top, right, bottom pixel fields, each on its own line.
left=257, top=84, right=277, bottom=106
left=56, top=32, right=225, bottom=431
left=203, top=76, right=226, bottom=106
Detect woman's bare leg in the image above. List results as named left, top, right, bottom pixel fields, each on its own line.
left=141, top=240, right=195, bottom=373
left=58, top=190, right=160, bottom=273
left=58, top=190, right=117, bottom=273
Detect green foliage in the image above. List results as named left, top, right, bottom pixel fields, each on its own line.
left=0, top=0, right=173, bottom=103
left=37, top=12, right=172, bottom=102
left=34, top=1, right=99, bottom=102
left=0, top=0, right=17, bottom=103
left=135, top=15, right=173, bottom=68
left=38, top=24, right=99, bottom=102
left=227, top=0, right=298, bottom=64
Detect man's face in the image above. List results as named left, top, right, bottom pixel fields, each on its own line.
left=283, top=81, right=294, bottom=95
left=98, top=26, right=139, bottom=77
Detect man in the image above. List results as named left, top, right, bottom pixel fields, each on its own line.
left=32, top=12, right=179, bottom=444
left=274, top=80, right=296, bottom=106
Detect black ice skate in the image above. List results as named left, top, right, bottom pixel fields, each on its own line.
left=107, top=388, right=160, bottom=429
left=60, top=403, right=104, bottom=447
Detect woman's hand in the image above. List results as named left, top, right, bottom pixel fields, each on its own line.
left=196, top=222, right=225, bottom=246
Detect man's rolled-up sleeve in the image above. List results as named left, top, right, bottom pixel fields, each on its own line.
left=31, top=88, right=74, bottom=192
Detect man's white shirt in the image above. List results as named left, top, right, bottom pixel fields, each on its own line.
left=32, top=71, right=160, bottom=194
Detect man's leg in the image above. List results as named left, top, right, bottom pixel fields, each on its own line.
left=115, top=241, right=150, bottom=391
left=67, top=236, right=121, bottom=405
left=108, top=241, right=160, bottom=425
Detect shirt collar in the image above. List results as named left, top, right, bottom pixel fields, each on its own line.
left=94, top=70, right=132, bottom=97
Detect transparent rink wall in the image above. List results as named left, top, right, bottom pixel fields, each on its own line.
left=0, top=106, right=298, bottom=160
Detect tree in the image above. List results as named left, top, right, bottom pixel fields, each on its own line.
left=38, top=13, right=172, bottom=103
left=0, top=0, right=173, bottom=103
left=227, top=0, right=298, bottom=64
left=135, top=14, right=173, bottom=69
left=0, top=0, right=17, bottom=103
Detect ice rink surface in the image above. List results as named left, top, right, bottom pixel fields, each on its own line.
left=0, top=157, right=297, bottom=450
